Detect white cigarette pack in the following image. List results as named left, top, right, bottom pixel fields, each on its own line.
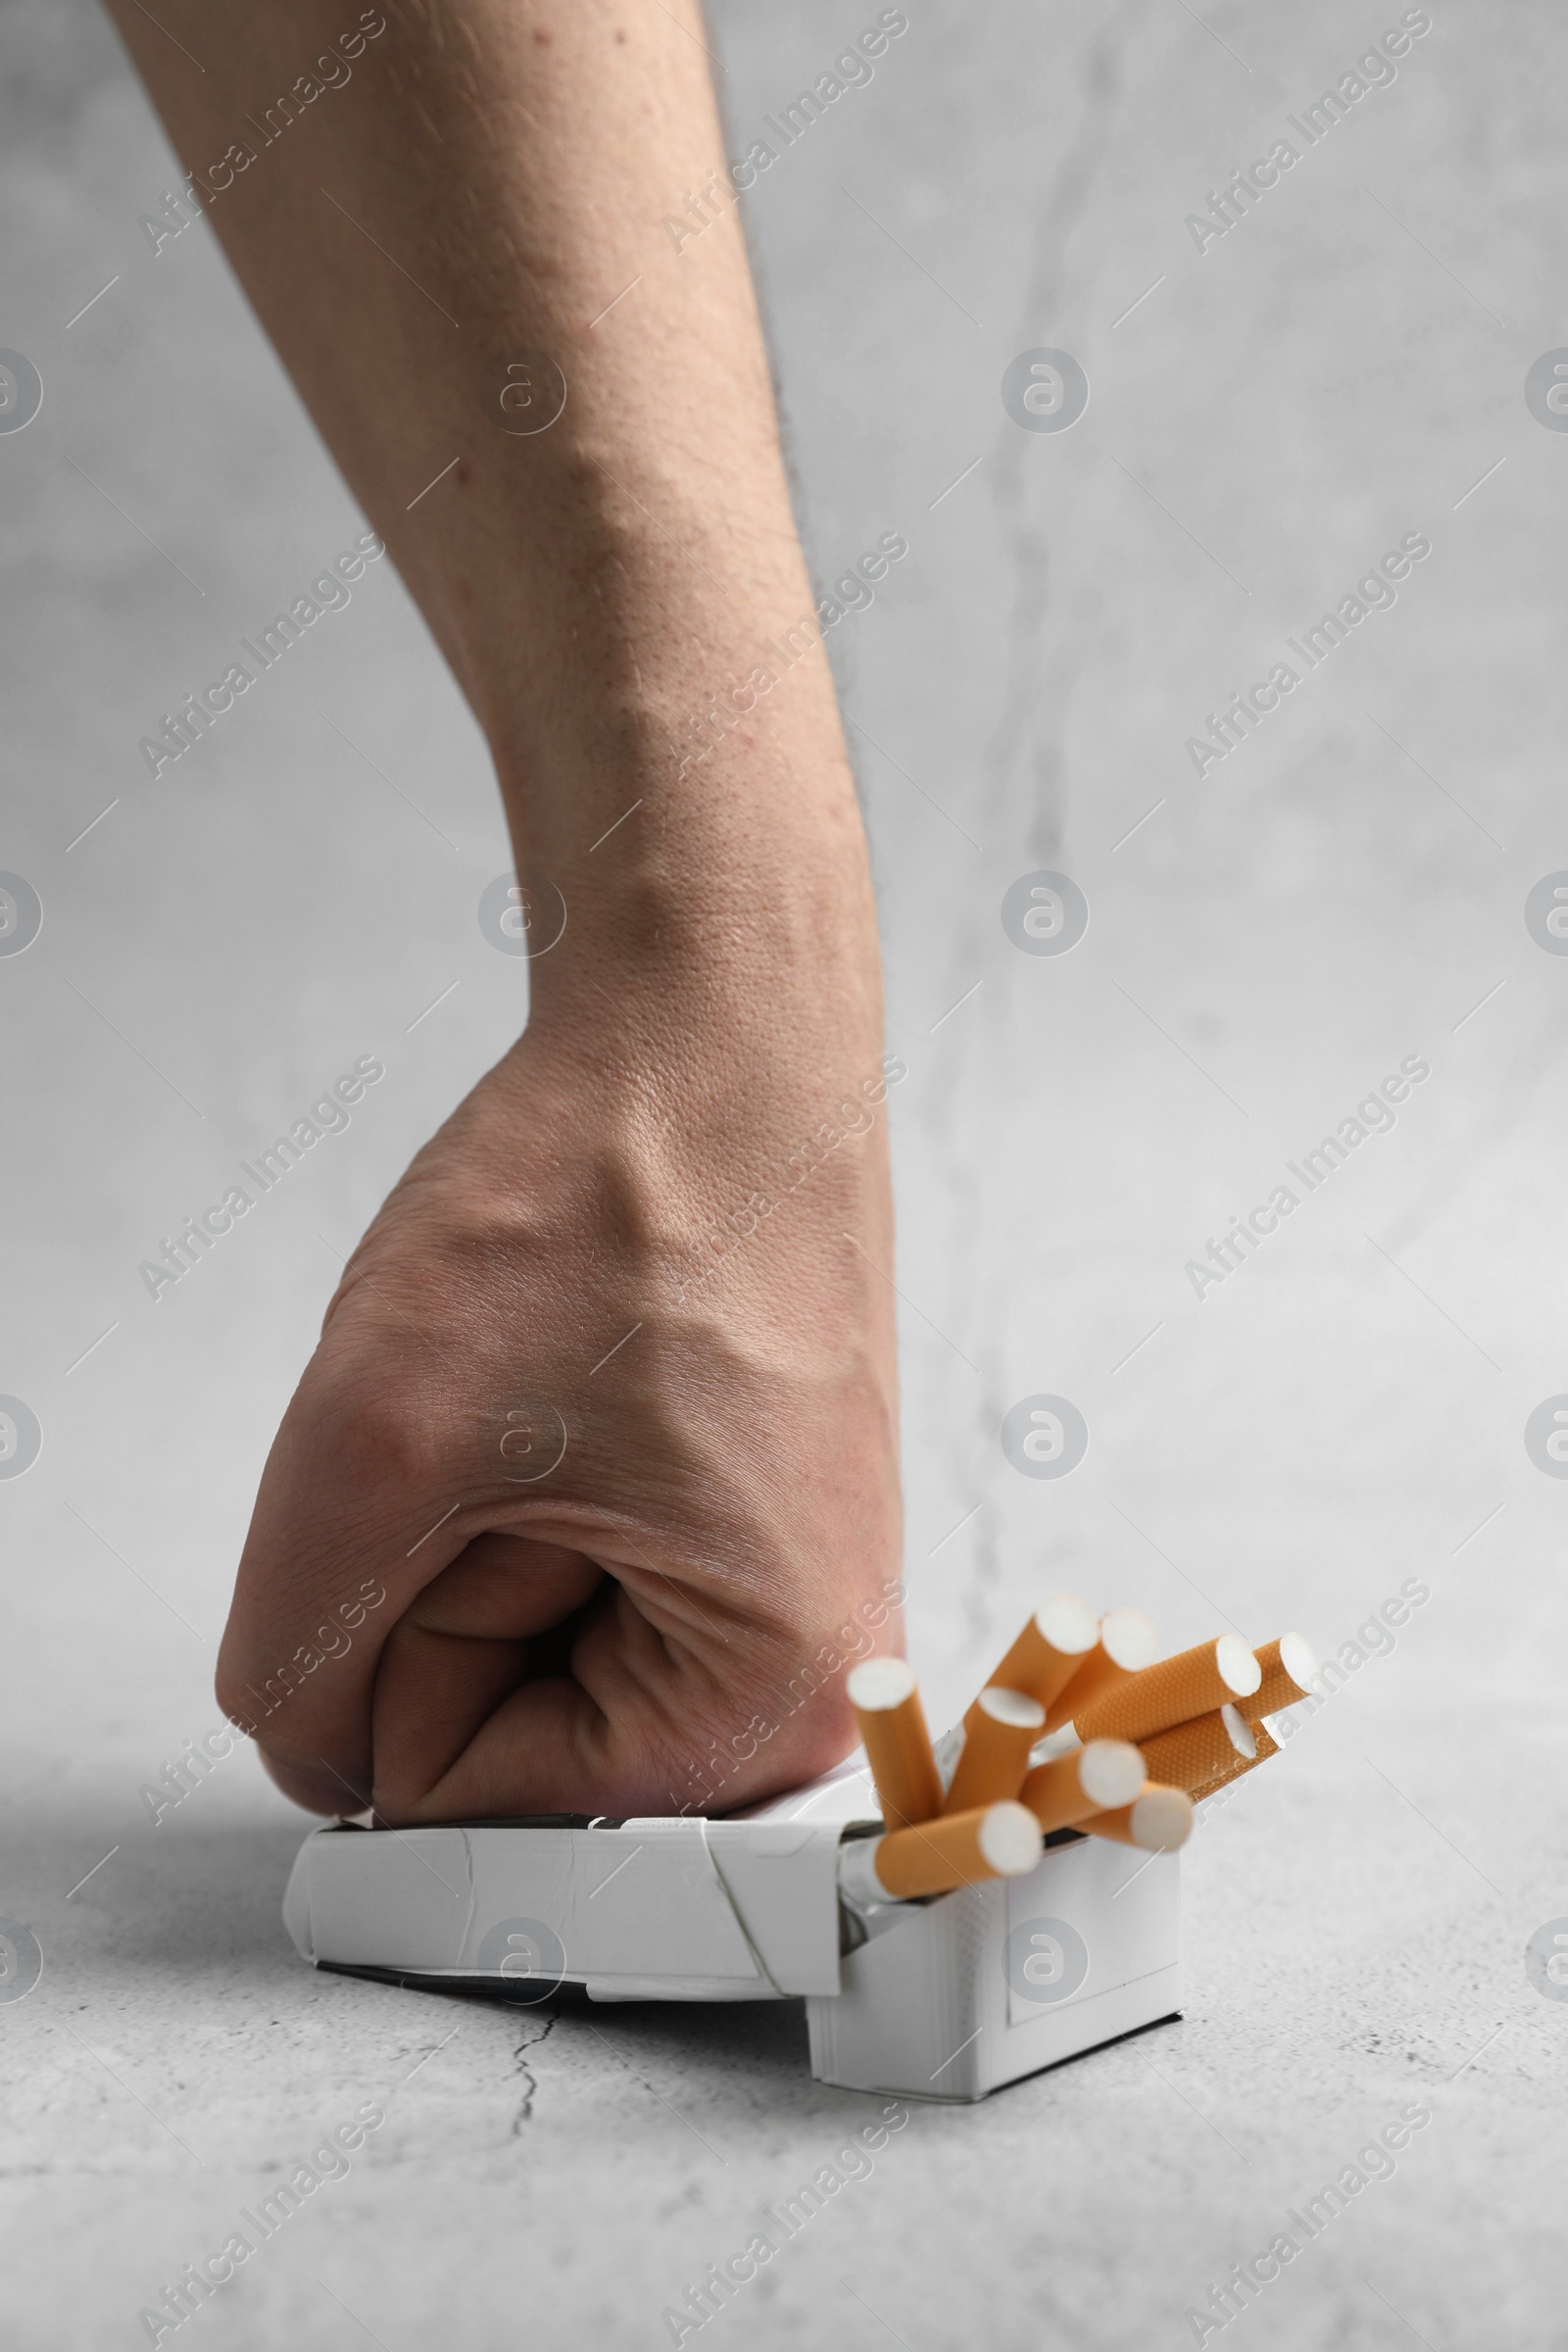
left=282, top=1761, right=1182, bottom=2102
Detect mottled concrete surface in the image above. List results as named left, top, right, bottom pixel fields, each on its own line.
left=2, top=0, right=1565, bottom=2344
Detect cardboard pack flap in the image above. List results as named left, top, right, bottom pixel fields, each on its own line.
left=700, top=1820, right=845, bottom=1996
left=290, top=1825, right=478, bottom=1971
left=552, top=1820, right=762, bottom=1989
left=284, top=1818, right=827, bottom=1999
left=282, top=1760, right=888, bottom=2002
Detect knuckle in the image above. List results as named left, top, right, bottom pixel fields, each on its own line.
left=328, top=1364, right=453, bottom=1494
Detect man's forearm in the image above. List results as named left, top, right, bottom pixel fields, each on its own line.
left=106, top=0, right=879, bottom=1031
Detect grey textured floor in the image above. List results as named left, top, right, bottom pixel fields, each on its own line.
left=3, top=1, right=1565, bottom=2344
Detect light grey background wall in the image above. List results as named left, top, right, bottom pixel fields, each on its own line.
left=2, top=1, right=1564, bottom=2345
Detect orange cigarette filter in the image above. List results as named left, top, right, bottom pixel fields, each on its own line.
left=847, top=1657, right=943, bottom=1829
left=1137, top=1703, right=1254, bottom=1793
left=942, top=1687, right=1047, bottom=1815
left=986, top=1594, right=1099, bottom=1713
left=1082, top=1783, right=1194, bottom=1852
left=1074, top=1635, right=1261, bottom=1746
left=1044, top=1607, right=1159, bottom=1734
left=871, top=1800, right=1042, bottom=1900
left=1019, top=1738, right=1145, bottom=1835
left=1193, top=1721, right=1280, bottom=1802
left=1244, top=1632, right=1318, bottom=1725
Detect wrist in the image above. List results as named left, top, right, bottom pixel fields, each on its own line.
left=520, top=856, right=886, bottom=1083
left=450, top=458, right=885, bottom=1037
left=497, top=706, right=883, bottom=1041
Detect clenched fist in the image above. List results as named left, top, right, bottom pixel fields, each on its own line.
left=216, top=1004, right=904, bottom=1824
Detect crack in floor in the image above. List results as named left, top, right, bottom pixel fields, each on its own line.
left=510, top=2006, right=560, bottom=2131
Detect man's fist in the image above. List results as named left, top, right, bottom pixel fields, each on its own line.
left=215, top=1014, right=904, bottom=1825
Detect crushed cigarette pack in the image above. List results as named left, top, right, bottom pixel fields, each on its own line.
left=281, top=1608, right=1312, bottom=2101
left=282, top=1758, right=1182, bottom=2103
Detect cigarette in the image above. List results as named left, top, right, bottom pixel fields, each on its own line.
left=1137, top=1702, right=1254, bottom=1792
left=1193, top=1719, right=1280, bottom=1801
left=1073, top=1635, right=1261, bottom=1745
left=942, top=1686, right=1047, bottom=1814
left=1019, top=1738, right=1145, bottom=1835
left=1044, top=1607, right=1159, bottom=1733
left=986, top=1594, right=1099, bottom=1712
left=847, top=1656, right=943, bottom=1829
left=844, top=1800, right=1044, bottom=1903
left=1245, top=1632, right=1318, bottom=1724
left=1081, top=1783, right=1194, bottom=1852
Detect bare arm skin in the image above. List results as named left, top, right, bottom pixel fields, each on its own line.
left=104, top=0, right=901, bottom=1821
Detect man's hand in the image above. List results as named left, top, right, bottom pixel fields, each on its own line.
left=215, top=1010, right=902, bottom=1823
left=104, top=0, right=906, bottom=1817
